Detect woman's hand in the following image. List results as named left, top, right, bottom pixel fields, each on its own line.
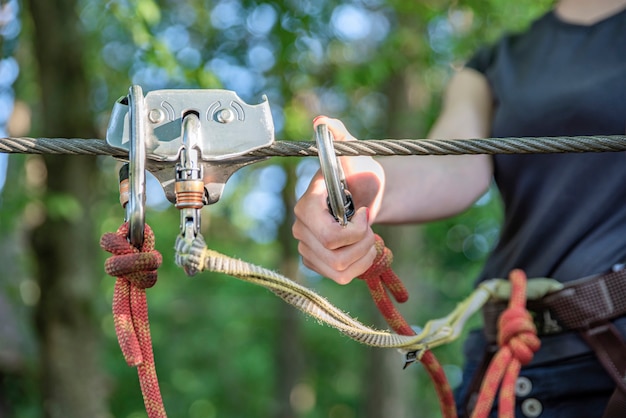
left=292, top=116, right=385, bottom=284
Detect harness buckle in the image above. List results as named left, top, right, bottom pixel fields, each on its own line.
left=537, top=310, right=563, bottom=335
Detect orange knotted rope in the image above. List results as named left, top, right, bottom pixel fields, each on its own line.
left=359, top=234, right=457, bottom=418
left=471, top=269, right=541, bottom=418
left=101, top=222, right=166, bottom=418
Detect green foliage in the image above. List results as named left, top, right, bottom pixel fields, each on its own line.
left=2, top=0, right=553, bottom=417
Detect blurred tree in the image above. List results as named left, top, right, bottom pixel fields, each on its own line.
left=23, top=0, right=109, bottom=417
left=0, top=2, right=33, bottom=417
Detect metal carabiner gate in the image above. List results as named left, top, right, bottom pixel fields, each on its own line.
left=127, top=85, right=147, bottom=248
left=175, top=112, right=205, bottom=239
left=315, top=124, right=355, bottom=227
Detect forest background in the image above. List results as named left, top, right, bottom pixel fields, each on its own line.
left=0, top=0, right=551, bottom=417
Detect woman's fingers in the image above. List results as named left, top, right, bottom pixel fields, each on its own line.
left=312, top=116, right=356, bottom=142
left=293, top=207, right=376, bottom=284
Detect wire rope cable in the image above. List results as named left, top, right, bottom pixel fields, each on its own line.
left=1, top=135, right=625, bottom=159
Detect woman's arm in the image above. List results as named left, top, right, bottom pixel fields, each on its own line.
left=375, top=67, right=494, bottom=223
left=292, top=68, right=494, bottom=283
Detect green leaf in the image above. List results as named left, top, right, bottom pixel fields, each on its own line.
left=136, top=0, right=161, bottom=26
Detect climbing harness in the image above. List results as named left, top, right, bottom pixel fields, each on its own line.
left=476, top=267, right=626, bottom=418
left=4, top=86, right=626, bottom=418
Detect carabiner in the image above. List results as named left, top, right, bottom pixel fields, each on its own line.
left=127, top=85, right=147, bottom=248
left=315, top=124, right=355, bottom=227
left=175, top=112, right=205, bottom=239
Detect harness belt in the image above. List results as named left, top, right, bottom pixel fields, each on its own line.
left=470, top=268, right=626, bottom=417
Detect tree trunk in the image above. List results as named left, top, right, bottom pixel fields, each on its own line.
left=363, top=70, right=427, bottom=418
left=25, top=1, right=108, bottom=417
left=273, top=163, right=305, bottom=418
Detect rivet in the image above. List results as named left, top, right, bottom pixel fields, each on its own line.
left=521, top=398, right=542, bottom=417
left=148, top=108, right=164, bottom=124
left=217, top=108, right=234, bottom=123
left=515, top=376, right=532, bottom=397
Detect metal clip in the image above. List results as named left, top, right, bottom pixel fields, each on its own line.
left=175, top=112, right=205, bottom=239
left=127, top=85, right=147, bottom=248
left=402, top=325, right=425, bottom=369
left=403, top=351, right=418, bottom=369
left=402, top=347, right=428, bottom=369
left=540, top=310, right=563, bottom=335
left=315, top=124, right=355, bottom=226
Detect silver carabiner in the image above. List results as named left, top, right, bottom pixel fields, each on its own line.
left=127, top=85, right=147, bottom=248
left=315, top=124, right=355, bottom=227
left=175, top=112, right=205, bottom=239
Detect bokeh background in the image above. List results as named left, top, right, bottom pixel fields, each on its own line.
left=0, top=0, right=551, bottom=417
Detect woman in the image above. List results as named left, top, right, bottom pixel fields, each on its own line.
left=292, top=0, right=626, bottom=416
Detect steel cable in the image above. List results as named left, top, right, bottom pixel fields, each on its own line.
left=1, top=135, right=625, bottom=159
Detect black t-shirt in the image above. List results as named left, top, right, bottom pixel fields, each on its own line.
left=466, top=9, right=626, bottom=283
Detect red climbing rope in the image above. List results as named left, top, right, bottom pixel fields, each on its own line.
left=359, top=234, right=457, bottom=418
left=100, top=222, right=166, bottom=418
left=471, top=269, right=541, bottom=418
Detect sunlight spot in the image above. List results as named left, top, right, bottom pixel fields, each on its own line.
left=189, top=399, right=217, bottom=418
left=329, top=404, right=355, bottom=418
left=159, top=24, right=190, bottom=52
left=290, top=382, right=316, bottom=414
left=0, top=57, right=19, bottom=87
left=247, top=43, right=276, bottom=72
left=19, top=279, right=40, bottom=306
left=246, top=3, right=277, bottom=36
left=0, top=154, right=6, bottom=191
left=332, top=5, right=371, bottom=42
left=210, top=0, right=243, bottom=30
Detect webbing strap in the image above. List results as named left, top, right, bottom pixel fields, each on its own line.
left=581, top=322, right=626, bottom=394
left=602, top=387, right=626, bottom=418
left=534, top=269, right=626, bottom=400
left=538, top=269, right=626, bottom=330
left=174, top=233, right=513, bottom=353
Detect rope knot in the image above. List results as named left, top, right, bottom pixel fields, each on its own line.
left=497, top=306, right=540, bottom=365
left=359, top=235, right=409, bottom=304
left=470, top=269, right=541, bottom=418
left=101, top=223, right=162, bottom=288
left=360, top=236, right=393, bottom=279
